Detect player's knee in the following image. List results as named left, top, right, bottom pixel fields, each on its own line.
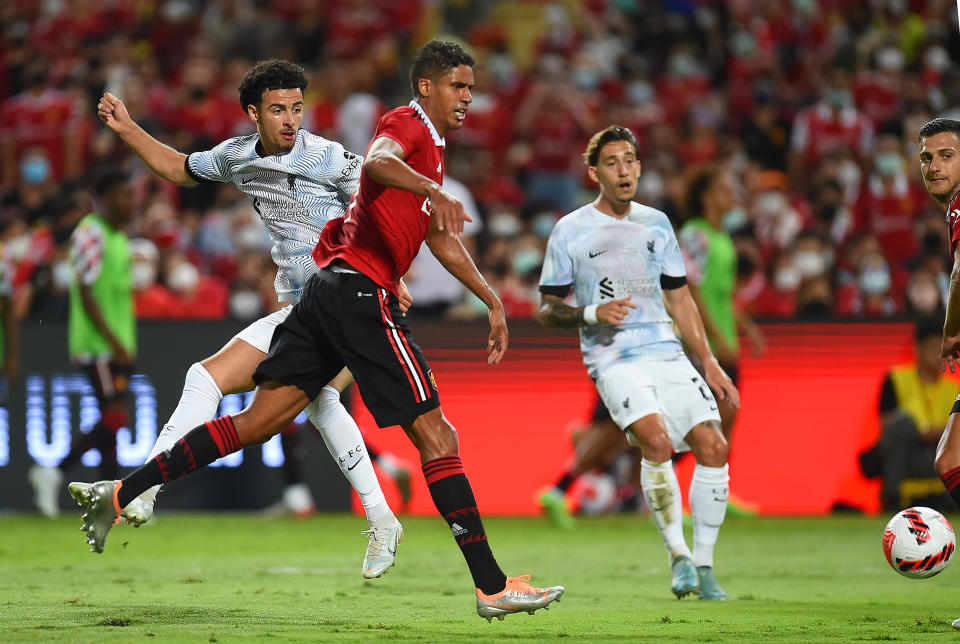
left=935, top=449, right=957, bottom=478
left=406, top=408, right=459, bottom=459
left=633, top=432, right=671, bottom=462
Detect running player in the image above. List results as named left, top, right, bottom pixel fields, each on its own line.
left=78, top=59, right=402, bottom=579
left=538, top=125, right=739, bottom=600
left=69, top=39, right=563, bottom=621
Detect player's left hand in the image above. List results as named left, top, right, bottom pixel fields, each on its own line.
left=704, top=356, right=740, bottom=408
left=397, top=278, right=413, bottom=315
left=486, top=306, right=508, bottom=365
left=941, top=332, right=960, bottom=373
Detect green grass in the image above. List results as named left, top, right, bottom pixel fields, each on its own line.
left=1, top=513, right=957, bottom=641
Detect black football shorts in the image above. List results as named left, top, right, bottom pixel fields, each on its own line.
left=254, top=267, right=440, bottom=427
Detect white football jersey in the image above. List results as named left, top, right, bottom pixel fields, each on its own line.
left=539, top=202, right=687, bottom=376
left=187, top=129, right=361, bottom=303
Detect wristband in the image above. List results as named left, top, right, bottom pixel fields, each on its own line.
left=583, top=304, right=599, bottom=325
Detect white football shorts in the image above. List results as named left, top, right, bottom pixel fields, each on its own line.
left=594, top=356, right=721, bottom=453
left=232, top=305, right=293, bottom=354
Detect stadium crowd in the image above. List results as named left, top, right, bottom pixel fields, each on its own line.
left=1, top=0, right=958, bottom=324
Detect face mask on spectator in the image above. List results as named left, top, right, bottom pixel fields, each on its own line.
left=52, top=259, right=73, bottom=290
left=229, top=289, right=262, bottom=320
left=825, top=88, right=851, bottom=109
left=5, top=234, right=30, bottom=262
left=874, top=152, right=902, bottom=178
left=774, top=265, right=801, bottom=291
left=132, top=261, right=157, bottom=291
left=794, top=250, right=827, bottom=278
left=859, top=265, right=891, bottom=295
left=907, top=282, right=942, bottom=313
left=627, top=81, right=653, bottom=105
left=573, top=67, right=600, bottom=91
left=20, top=154, right=50, bottom=185
left=926, top=46, right=950, bottom=72
left=755, top=192, right=788, bottom=217
left=168, top=262, right=199, bottom=294
left=488, top=212, right=522, bottom=237
left=668, top=53, right=696, bottom=79
left=722, top=207, right=747, bottom=232
left=531, top=212, right=557, bottom=240
left=512, top=248, right=543, bottom=276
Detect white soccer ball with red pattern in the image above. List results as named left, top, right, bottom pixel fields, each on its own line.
left=882, top=506, right=955, bottom=579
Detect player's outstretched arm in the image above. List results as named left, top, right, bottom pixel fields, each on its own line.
left=97, top=93, right=195, bottom=186
left=943, top=245, right=960, bottom=373
left=363, top=137, right=471, bottom=236
left=425, top=230, right=506, bottom=364
left=663, top=284, right=739, bottom=407
left=538, top=294, right=636, bottom=329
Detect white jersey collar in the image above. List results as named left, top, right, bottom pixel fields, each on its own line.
left=409, top=100, right=445, bottom=148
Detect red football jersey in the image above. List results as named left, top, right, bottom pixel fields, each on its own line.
left=948, top=190, right=960, bottom=254
left=314, top=103, right=444, bottom=294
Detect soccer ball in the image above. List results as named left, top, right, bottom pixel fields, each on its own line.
left=572, top=472, right=618, bottom=515
left=882, top=506, right=955, bottom=579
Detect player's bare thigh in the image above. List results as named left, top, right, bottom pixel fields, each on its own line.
left=201, top=338, right=355, bottom=396
left=625, top=413, right=673, bottom=463
left=934, top=413, right=960, bottom=475
left=684, top=420, right=728, bottom=468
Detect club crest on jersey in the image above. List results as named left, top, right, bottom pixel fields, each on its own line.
left=287, top=174, right=296, bottom=191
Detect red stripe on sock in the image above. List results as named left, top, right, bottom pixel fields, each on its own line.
left=942, top=466, right=960, bottom=492
left=422, top=456, right=461, bottom=474
left=206, top=417, right=239, bottom=457
left=220, top=416, right=241, bottom=452
left=444, top=506, right=479, bottom=521
left=422, top=456, right=464, bottom=484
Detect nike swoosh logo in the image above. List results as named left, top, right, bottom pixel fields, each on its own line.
left=588, top=249, right=607, bottom=258
left=346, top=456, right=365, bottom=471
left=240, top=178, right=253, bottom=184
left=387, top=544, right=396, bottom=556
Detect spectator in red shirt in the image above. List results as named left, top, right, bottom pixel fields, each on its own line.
left=789, top=68, right=874, bottom=189
left=853, top=134, right=928, bottom=267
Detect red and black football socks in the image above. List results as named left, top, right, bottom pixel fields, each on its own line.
left=552, top=470, right=577, bottom=493
left=118, top=416, right=241, bottom=508
left=423, top=456, right=507, bottom=595
left=940, top=466, right=960, bottom=508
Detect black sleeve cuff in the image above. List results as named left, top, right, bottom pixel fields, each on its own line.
left=183, top=155, right=212, bottom=183
left=539, top=284, right=571, bottom=298
left=660, top=274, right=687, bottom=290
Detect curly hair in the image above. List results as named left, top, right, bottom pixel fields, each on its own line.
left=582, top=125, right=638, bottom=167
left=238, top=59, right=308, bottom=112
left=409, top=39, right=475, bottom=98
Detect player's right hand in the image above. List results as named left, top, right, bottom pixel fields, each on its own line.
left=486, top=306, right=508, bottom=365
left=941, top=332, right=960, bottom=373
left=597, top=297, right=637, bottom=325
left=97, top=92, right=131, bottom=133
left=428, top=186, right=472, bottom=237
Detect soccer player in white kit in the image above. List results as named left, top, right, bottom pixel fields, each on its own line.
left=538, top=125, right=740, bottom=600
left=81, top=59, right=401, bottom=578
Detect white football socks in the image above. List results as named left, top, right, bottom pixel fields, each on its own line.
left=689, top=463, right=729, bottom=568
left=308, top=386, right=391, bottom=522
left=640, top=458, right=691, bottom=561
left=141, top=362, right=224, bottom=504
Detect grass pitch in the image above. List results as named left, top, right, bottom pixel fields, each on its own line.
left=1, top=512, right=957, bottom=642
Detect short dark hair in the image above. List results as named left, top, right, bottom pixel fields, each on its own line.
left=914, top=313, right=944, bottom=343
left=918, top=118, right=960, bottom=144
left=684, top=163, right=722, bottom=220
left=93, top=168, right=128, bottom=197
left=238, top=59, right=308, bottom=112
left=583, top=125, right=639, bottom=167
left=409, top=40, right=475, bottom=98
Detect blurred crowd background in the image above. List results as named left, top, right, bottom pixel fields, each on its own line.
left=2, top=0, right=959, bottom=325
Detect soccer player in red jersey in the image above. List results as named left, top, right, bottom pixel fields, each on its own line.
left=919, top=117, right=960, bottom=630
left=69, top=40, right=564, bottom=621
